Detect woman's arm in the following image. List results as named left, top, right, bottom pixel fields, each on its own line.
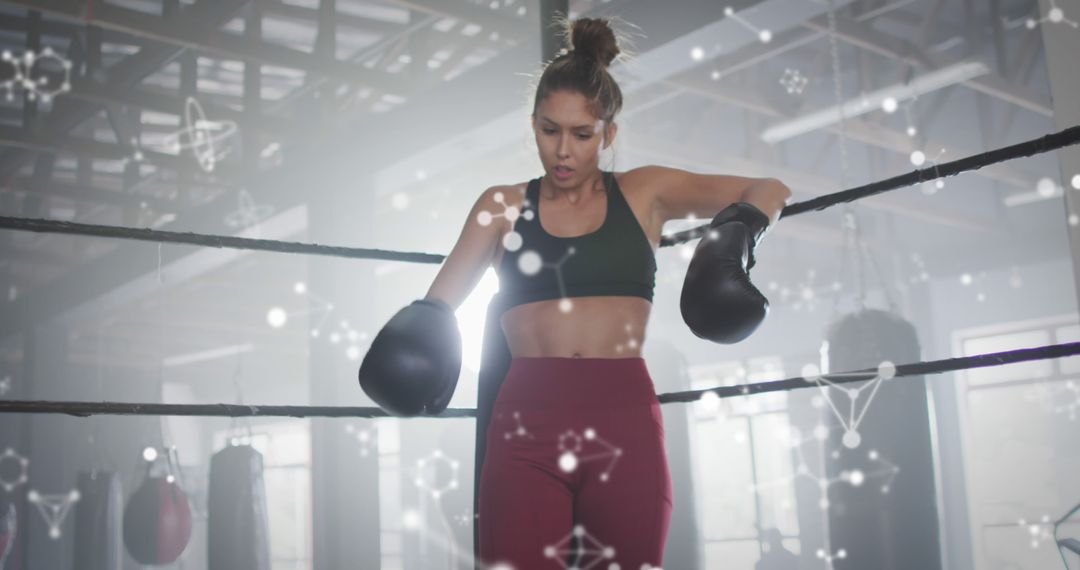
left=632, top=165, right=791, bottom=225
left=424, top=186, right=508, bottom=310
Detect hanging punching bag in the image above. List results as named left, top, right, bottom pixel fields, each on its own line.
left=123, top=475, right=193, bottom=565
left=208, top=444, right=271, bottom=570
left=0, top=500, right=15, bottom=570
left=823, top=309, right=940, bottom=569
left=73, top=470, right=123, bottom=570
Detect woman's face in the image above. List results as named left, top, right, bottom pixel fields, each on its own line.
left=532, top=89, right=617, bottom=187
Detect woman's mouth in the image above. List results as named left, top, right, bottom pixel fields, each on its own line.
left=553, top=166, right=573, bottom=179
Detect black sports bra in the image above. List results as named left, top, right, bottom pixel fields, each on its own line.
left=496, top=171, right=657, bottom=311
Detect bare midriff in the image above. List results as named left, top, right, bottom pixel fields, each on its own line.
left=499, top=296, right=652, bottom=358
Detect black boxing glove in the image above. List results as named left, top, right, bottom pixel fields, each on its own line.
left=358, top=298, right=462, bottom=417
left=680, top=202, right=771, bottom=344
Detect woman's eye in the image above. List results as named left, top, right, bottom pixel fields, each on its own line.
left=543, top=129, right=555, bottom=134
left=577, top=134, right=591, bottom=140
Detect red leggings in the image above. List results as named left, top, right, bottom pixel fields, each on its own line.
left=478, top=356, right=673, bottom=569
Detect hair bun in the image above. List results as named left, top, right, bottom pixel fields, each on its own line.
left=570, top=18, right=620, bottom=67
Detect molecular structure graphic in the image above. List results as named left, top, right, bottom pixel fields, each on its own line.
left=452, top=508, right=473, bottom=528
left=479, top=190, right=588, bottom=313
left=266, top=281, right=368, bottom=361
left=724, top=6, right=772, bottom=43
left=0, top=447, right=28, bottom=492
left=142, top=96, right=238, bottom=173
left=765, top=268, right=838, bottom=312
left=816, top=547, right=848, bottom=565
left=800, top=360, right=898, bottom=449
left=543, top=524, right=615, bottom=569
left=28, top=489, right=80, bottom=539
left=224, top=188, right=275, bottom=230
left=748, top=424, right=900, bottom=511
left=476, top=190, right=533, bottom=253
left=413, top=449, right=460, bottom=501
left=779, top=68, right=809, bottom=95
left=613, top=322, right=641, bottom=355
left=1025, top=0, right=1078, bottom=30
left=1016, top=514, right=1056, bottom=549
left=498, top=410, right=536, bottom=441
left=748, top=424, right=898, bottom=570
left=0, top=47, right=72, bottom=103
left=343, top=423, right=376, bottom=457
left=1055, top=380, right=1079, bottom=421
left=556, top=427, right=623, bottom=483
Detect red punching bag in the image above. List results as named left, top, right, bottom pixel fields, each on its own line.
left=123, top=448, right=192, bottom=565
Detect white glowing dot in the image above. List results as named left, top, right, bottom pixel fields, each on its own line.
left=802, top=363, right=820, bottom=382
left=346, top=346, right=361, bottom=360
left=690, top=46, right=705, bottom=61
left=1070, top=214, right=1079, bottom=226
left=504, top=205, right=520, bottom=222
left=697, top=390, right=720, bottom=413
left=759, top=30, right=772, bottom=43
left=166, top=474, right=175, bottom=483
left=910, top=150, right=926, bottom=166
left=518, top=250, right=542, bottom=275
left=907, top=126, right=917, bottom=137
left=711, top=70, right=721, bottom=80
left=267, top=307, right=288, bottom=328
left=391, top=192, right=410, bottom=210
left=843, top=430, right=861, bottom=449
left=848, top=470, right=865, bottom=486
left=142, top=447, right=158, bottom=462
left=881, top=97, right=898, bottom=113
left=477, top=211, right=493, bottom=226
left=415, top=170, right=427, bottom=181
left=558, top=298, right=573, bottom=313
left=878, top=360, right=896, bottom=380
left=813, top=424, right=828, bottom=440
left=724, top=6, right=734, bottom=16
left=1071, top=174, right=1080, bottom=190
left=403, top=509, right=422, bottom=529
left=502, top=231, right=523, bottom=252
left=294, top=282, right=307, bottom=294
left=558, top=451, right=578, bottom=472
left=960, top=273, right=973, bottom=285
left=1049, top=7, right=1064, bottom=22
left=1036, top=177, right=1057, bottom=197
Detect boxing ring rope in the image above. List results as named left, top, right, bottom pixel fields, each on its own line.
left=1, top=341, right=1076, bottom=418
left=0, top=125, right=1078, bottom=257
left=1, top=125, right=1079, bottom=420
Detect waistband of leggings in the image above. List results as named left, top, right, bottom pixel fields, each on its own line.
left=500, top=356, right=656, bottom=408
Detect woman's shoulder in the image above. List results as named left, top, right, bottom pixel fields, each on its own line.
left=612, top=168, right=658, bottom=201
